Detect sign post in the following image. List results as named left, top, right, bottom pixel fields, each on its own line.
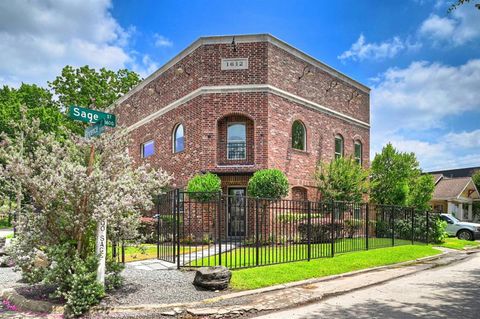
left=68, top=105, right=116, bottom=287
left=95, top=219, right=108, bottom=285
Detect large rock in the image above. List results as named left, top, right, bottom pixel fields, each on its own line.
left=193, top=266, right=231, bottom=291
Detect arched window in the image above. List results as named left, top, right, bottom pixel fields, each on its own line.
left=354, top=140, right=362, bottom=165
left=227, top=123, right=246, bottom=159
left=335, top=135, right=344, bottom=159
left=292, top=120, right=306, bottom=151
left=173, top=124, right=184, bottom=153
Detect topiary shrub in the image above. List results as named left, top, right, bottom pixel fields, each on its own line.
left=186, top=172, right=221, bottom=202
left=247, top=169, right=289, bottom=199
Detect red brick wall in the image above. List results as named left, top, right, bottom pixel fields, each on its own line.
left=267, top=43, right=370, bottom=124
left=114, top=37, right=370, bottom=202
left=114, top=41, right=268, bottom=128
left=128, top=92, right=269, bottom=189
left=267, top=93, right=370, bottom=201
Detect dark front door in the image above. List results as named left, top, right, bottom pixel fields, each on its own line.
left=228, top=188, right=246, bottom=237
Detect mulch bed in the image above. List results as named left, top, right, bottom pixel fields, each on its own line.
left=15, top=284, right=65, bottom=305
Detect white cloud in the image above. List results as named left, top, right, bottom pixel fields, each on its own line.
left=371, top=59, right=480, bottom=134
left=370, top=59, right=480, bottom=170
left=131, top=54, right=160, bottom=78
left=338, top=34, right=420, bottom=62
left=419, top=14, right=456, bottom=39
left=0, top=0, right=157, bottom=87
left=154, top=34, right=173, bottom=48
left=445, top=130, right=480, bottom=149
left=419, top=3, right=480, bottom=45
left=371, top=130, right=480, bottom=171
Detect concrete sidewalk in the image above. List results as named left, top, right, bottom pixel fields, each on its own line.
left=129, top=243, right=238, bottom=270
left=0, top=228, right=13, bottom=238
left=90, top=248, right=477, bottom=318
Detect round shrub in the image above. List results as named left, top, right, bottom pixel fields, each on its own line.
left=186, top=172, right=221, bottom=202
left=247, top=169, right=289, bottom=199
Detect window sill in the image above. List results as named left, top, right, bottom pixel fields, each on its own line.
left=290, top=148, right=309, bottom=155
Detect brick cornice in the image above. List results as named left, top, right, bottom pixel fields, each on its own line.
left=124, top=84, right=370, bottom=133
left=107, top=34, right=370, bottom=113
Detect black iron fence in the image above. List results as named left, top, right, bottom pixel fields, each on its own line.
left=150, top=190, right=436, bottom=270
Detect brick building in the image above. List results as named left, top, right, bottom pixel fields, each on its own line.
left=111, top=34, right=370, bottom=205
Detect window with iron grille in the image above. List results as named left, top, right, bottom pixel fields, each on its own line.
left=227, top=123, right=246, bottom=160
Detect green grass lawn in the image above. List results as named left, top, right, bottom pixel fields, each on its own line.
left=188, top=237, right=417, bottom=268
left=230, top=245, right=441, bottom=290
left=437, top=237, right=480, bottom=250
left=107, top=244, right=200, bottom=263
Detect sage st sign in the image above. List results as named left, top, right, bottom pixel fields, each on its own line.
left=68, top=105, right=116, bottom=127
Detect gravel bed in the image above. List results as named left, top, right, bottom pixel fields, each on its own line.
left=0, top=266, right=23, bottom=290
left=101, top=264, right=224, bottom=306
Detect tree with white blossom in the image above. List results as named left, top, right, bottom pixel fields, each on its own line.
left=0, top=109, right=171, bottom=315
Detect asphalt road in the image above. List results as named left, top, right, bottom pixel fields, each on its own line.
left=254, top=252, right=480, bottom=319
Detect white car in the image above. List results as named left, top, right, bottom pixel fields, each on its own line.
left=439, top=214, right=480, bottom=241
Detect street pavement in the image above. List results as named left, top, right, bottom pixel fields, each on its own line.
left=254, top=252, right=480, bottom=319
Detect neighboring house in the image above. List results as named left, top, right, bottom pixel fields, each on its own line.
left=111, top=34, right=370, bottom=206
left=430, top=174, right=480, bottom=221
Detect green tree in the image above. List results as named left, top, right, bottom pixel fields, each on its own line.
left=472, top=170, right=480, bottom=220
left=472, top=170, right=480, bottom=190
left=371, top=143, right=421, bottom=206
left=247, top=169, right=289, bottom=199
left=314, top=157, right=369, bottom=202
left=448, top=0, right=480, bottom=13
left=407, top=174, right=436, bottom=211
left=49, top=65, right=141, bottom=111
left=0, top=84, right=80, bottom=138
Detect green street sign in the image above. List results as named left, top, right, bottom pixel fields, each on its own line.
left=68, top=105, right=116, bottom=127
left=85, top=120, right=106, bottom=139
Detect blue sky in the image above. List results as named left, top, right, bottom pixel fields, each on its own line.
left=0, top=0, right=479, bottom=171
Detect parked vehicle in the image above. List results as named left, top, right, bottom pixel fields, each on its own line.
left=440, top=214, right=480, bottom=241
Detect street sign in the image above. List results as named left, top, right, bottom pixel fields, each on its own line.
left=84, top=120, right=105, bottom=139
left=68, top=105, right=116, bottom=127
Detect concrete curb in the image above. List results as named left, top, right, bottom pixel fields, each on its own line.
left=94, top=247, right=467, bottom=315
left=200, top=250, right=448, bottom=303
left=1, top=288, right=64, bottom=314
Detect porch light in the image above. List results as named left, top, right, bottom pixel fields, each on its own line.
left=231, top=36, right=237, bottom=52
